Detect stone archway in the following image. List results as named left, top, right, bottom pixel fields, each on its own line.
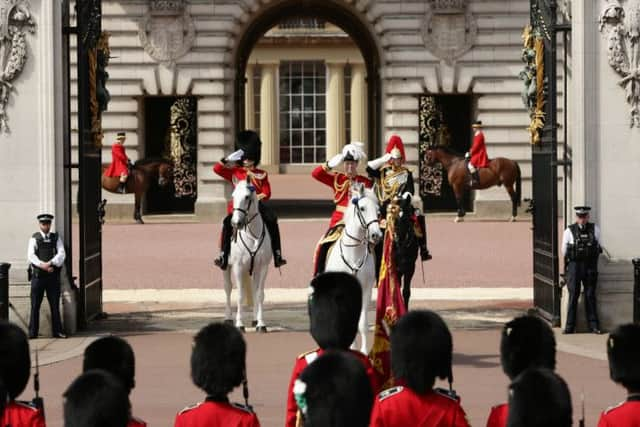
left=231, top=1, right=384, bottom=159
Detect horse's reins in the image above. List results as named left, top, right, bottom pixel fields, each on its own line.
left=233, top=197, right=265, bottom=276
left=339, top=197, right=379, bottom=274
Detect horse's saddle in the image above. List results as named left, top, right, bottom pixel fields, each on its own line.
left=312, top=224, right=345, bottom=276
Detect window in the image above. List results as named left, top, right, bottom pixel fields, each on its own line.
left=279, top=61, right=326, bottom=164
left=278, top=18, right=325, bottom=30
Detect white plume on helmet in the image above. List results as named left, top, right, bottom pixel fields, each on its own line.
left=342, top=141, right=367, bottom=162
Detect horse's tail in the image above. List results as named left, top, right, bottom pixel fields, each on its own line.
left=515, top=161, right=522, bottom=207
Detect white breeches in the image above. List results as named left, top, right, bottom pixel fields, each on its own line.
left=467, top=162, right=477, bottom=173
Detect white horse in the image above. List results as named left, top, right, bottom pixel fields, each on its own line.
left=223, top=177, right=272, bottom=332
left=324, top=181, right=383, bottom=353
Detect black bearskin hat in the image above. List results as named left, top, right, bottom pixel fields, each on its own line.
left=83, top=336, right=136, bottom=393
left=607, top=323, right=640, bottom=389
left=308, top=272, right=362, bottom=350
left=236, top=130, right=262, bottom=166
left=0, top=321, right=31, bottom=402
left=63, top=370, right=129, bottom=427
left=500, top=315, right=556, bottom=380
left=507, top=368, right=572, bottom=427
left=391, top=310, right=452, bottom=394
left=191, top=322, right=246, bottom=396
left=296, top=351, right=373, bottom=427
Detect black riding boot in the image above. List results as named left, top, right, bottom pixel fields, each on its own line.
left=259, top=203, right=286, bottom=268
left=117, top=181, right=127, bottom=194
left=471, top=170, right=480, bottom=187
left=214, top=215, right=233, bottom=270
left=417, top=214, right=432, bottom=261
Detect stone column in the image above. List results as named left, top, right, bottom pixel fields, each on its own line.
left=244, top=64, right=255, bottom=130
left=349, top=63, right=367, bottom=143
left=326, top=61, right=346, bottom=158
left=259, top=62, right=279, bottom=167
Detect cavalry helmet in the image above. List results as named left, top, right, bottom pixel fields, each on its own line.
left=607, top=323, right=640, bottom=389
left=190, top=322, right=246, bottom=396
left=83, top=336, right=136, bottom=393
left=342, top=141, right=366, bottom=162
left=296, top=351, right=373, bottom=427
left=0, top=321, right=31, bottom=401
left=390, top=310, right=453, bottom=394
left=308, top=272, right=362, bottom=350
left=236, top=130, right=262, bottom=166
left=385, top=135, right=406, bottom=161
left=507, top=368, right=572, bottom=427
left=500, top=315, right=556, bottom=380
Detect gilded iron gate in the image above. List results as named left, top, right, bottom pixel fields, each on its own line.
left=75, top=0, right=106, bottom=325
left=528, top=0, right=560, bottom=325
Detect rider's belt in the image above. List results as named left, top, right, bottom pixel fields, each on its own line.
left=336, top=205, right=346, bottom=213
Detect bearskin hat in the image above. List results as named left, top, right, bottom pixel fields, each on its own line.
left=297, top=351, right=373, bottom=427
left=63, top=370, right=130, bottom=427
left=507, top=368, right=572, bottom=427
left=0, top=321, right=31, bottom=401
left=500, top=315, right=556, bottom=380
left=191, top=322, right=246, bottom=396
left=607, top=323, right=640, bottom=389
left=308, top=272, right=362, bottom=350
left=83, top=336, right=136, bottom=393
left=391, top=310, right=453, bottom=394
left=236, top=130, right=262, bottom=166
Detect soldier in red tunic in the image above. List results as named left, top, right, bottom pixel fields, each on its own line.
left=293, top=351, right=373, bottom=427
left=466, top=120, right=490, bottom=187
left=597, top=323, right=640, bottom=427
left=213, top=130, right=286, bottom=270
left=104, top=132, right=133, bottom=194
left=82, top=336, right=147, bottom=427
left=370, top=310, right=470, bottom=427
left=0, top=321, right=46, bottom=427
left=174, top=323, right=260, bottom=427
left=285, top=272, right=380, bottom=427
left=507, top=368, right=572, bottom=427
left=63, top=370, right=130, bottom=427
left=486, top=315, right=557, bottom=427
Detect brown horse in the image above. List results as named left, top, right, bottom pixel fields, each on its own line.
left=425, top=146, right=521, bottom=222
left=102, top=158, right=173, bottom=224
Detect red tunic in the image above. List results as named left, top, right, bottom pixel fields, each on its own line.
left=129, top=415, right=147, bottom=427
left=486, top=403, right=508, bottom=427
left=470, top=130, right=490, bottom=168
left=285, top=348, right=380, bottom=427
left=174, top=400, right=260, bottom=427
left=311, top=164, right=373, bottom=228
left=0, top=401, right=46, bottom=427
left=597, top=398, right=640, bottom=427
left=104, top=143, right=129, bottom=177
left=370, top=386, right=470, bottom=427
left=213, top=162, right=271, bottom=214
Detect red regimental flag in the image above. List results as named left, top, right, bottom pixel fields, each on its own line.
left=368, top=220, right=407, bottom=389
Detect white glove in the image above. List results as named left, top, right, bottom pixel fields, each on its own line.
left=367, top=153, right=392, bottom=170
left=327, top=153, right=344, bottom=169
left=464, top=152, right=470, bottom=159
left=226, top=149, right=244, bottom=162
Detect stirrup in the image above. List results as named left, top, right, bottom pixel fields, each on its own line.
left=214, top=255, right=228, bottom=270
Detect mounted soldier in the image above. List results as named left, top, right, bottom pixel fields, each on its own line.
left=103, top=132, right=133, bottom=194
left=367, top=134, right=431, bottom=262
left=466, top=120, right=489, bottom=187
left=213, top=130, right=286, bottom=270
left=311, top=142, right=372, bottom=275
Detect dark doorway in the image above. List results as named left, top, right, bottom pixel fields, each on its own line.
left=418, top=95, right=473, bottom=212
left=142, top=96, right=197, bottom=214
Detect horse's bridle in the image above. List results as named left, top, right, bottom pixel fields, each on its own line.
left=232, top=197, right=259, bottom=230
left=343, top=196, right=380, bottom=247
left=232, top=193, right=265, bottom=275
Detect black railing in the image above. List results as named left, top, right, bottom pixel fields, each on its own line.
left=633, top=258, right=640, bottom=323
left=0, top=263, right=10, bottom=320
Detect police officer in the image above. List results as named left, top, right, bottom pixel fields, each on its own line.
left=562, top=206, right=603, bottom=334
left=370, top=310, right=470, bottom=427
left=598, top=323, right=640, bottom=426
left=0, top=320, right=46, bottom=427
left=27, top=213, right=66, bottom=339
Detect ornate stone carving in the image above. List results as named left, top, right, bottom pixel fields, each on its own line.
left=167, top=97, right=197, bottom=198
left=421, top=0, right=477, bottom=65
left=0, top=0, right=35, bottom=133
left=520, top=25, right=546, bottom=144
left=599, top=0, right=640, bottom=128
left=139, top=0, right=195, bottom=65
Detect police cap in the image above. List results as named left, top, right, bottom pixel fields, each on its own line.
left=500, top=315, right=556, bottom=380
left=0, top=321, right=31, bottom=400
left=37, top=213, right=54, bottom=223
left=607, top=323, right=640, bottom=389
left=83, top=336, right=136, bottom=393
left=190, top=322, right=246, bottom=396
left=308, top=272, right=362, bottom=350
left=472, top=120, right=483, bottom=128
left=116, top=132, right=126, bottom=139
left=573, top=206, right=591, bottom=216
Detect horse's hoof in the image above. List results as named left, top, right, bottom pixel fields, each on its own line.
left=251, top=320, right=258, bottom=327
left=135, top=218, right=144, bottom=224
left=454, top=217, right=464, bottom=223
left=509, top=216, right=517, bottom=222
left=256, top=326, right=267, bottom=333
left=224, top=319, right=233, bottom=325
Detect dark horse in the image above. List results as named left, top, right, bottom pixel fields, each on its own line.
left=425, top=146, right=521, bottom=222
left=102, top=158, right=173, bottom=224
left=392, top=195, right=420, bottom=310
